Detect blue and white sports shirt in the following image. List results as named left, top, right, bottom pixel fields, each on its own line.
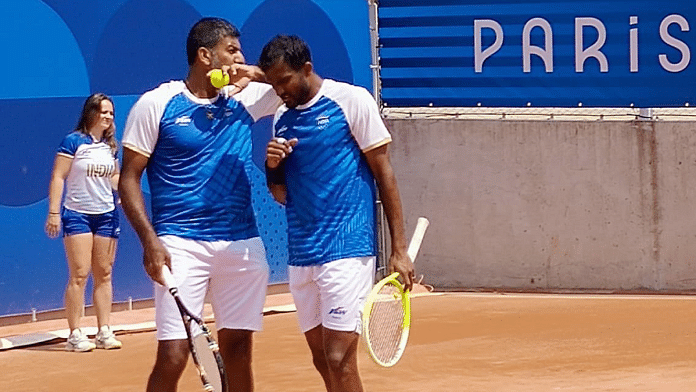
left=58, top=131, right=117, bottom=214
left=273, top=79, right=392, bottom=266
left=122, top=81, right=280, bottom=241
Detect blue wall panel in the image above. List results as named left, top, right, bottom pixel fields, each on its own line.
left=379, top=0, right=696, bottom=107
left=0, top=0, right=371, bottom=316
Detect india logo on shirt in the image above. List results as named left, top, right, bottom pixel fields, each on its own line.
left=316, top=115, right=330, bottom=129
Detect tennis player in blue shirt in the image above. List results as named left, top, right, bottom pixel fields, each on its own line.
left=119, top=18, right=280, bottom=392
left=260, top=35, right=414, bottom=392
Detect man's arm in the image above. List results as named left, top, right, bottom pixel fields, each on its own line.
left=265, top=137, right=298, bottom=204
left=364, top=144, right=415, bottom=291
left=216, top=64, right=268, bottom=95
left=118, top=147, right=170, bottom=285
left=268, top=182, right=287, bottom=205
left=230, top=64, right=267, bottom=83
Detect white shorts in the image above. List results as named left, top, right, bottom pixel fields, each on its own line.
left=155, top=235, right=269, bottom=340
left=289, top=256, right=375, bottom=334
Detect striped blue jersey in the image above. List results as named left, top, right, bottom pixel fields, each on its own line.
left=122, top=81, right=280, bottom=241
left=58, top=131, right=118, bottom=214
left=273, top=79, right=392, bottom=266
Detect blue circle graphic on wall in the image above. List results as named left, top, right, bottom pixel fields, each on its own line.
left=0, top=1, right=90, bottom=206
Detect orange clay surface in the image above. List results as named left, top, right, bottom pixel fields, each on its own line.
left=2, top=292, right=696, bottom=391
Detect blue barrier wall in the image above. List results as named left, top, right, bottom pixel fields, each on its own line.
left=379, top=0, right=696, bottom=107
left=0, top=0, right=372, bottom=316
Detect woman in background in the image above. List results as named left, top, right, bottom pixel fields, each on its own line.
left=45, top=93, right=122, bottom=352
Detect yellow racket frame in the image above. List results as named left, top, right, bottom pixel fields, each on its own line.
left=362, top=271, right=411, bottom=367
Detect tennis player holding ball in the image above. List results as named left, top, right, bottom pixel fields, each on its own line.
left=119, top=18, right=280, bottom=392
left=261, top=35, right=414, bottom=392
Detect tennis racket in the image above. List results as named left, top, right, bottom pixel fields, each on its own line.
left=362, top=216, right=430, bottom=367
left=160, top=266, right=228, bottom=392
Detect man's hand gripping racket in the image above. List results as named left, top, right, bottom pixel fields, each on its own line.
left=362, top=217, right=430, bottom=367
left=160, top=267, right=228, bottom=392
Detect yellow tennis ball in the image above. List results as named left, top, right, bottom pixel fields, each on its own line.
left=209, top=69, right=230, bottom=88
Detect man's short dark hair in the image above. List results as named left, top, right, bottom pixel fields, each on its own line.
left=258, top=35, right=312, bottom=72
left=186, top=17, right=240, bottom=66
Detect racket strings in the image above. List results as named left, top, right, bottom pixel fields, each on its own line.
left=366, top=283, right=406, bottom=362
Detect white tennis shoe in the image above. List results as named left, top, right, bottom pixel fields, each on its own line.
left=95, top=325, right=122, bottom=350
left=66, top=328, right=96, bottom=352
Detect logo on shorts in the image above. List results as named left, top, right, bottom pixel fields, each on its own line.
left=329, top=307, right=347, bottom=317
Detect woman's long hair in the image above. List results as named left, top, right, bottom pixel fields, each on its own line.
left=75, top=93, right=118, bottom=154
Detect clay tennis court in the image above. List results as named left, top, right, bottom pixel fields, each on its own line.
left=3, top=291, right=696, bottom=391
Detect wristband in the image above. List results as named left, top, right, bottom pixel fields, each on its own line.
left=265, top=161, right=286, bottom=185
left=49, top=212, right=60, bottom=215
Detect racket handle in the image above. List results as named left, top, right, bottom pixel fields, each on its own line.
left=160, top=265, right=176, bottom=290
left=407, top=217, right=430, bottom=263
